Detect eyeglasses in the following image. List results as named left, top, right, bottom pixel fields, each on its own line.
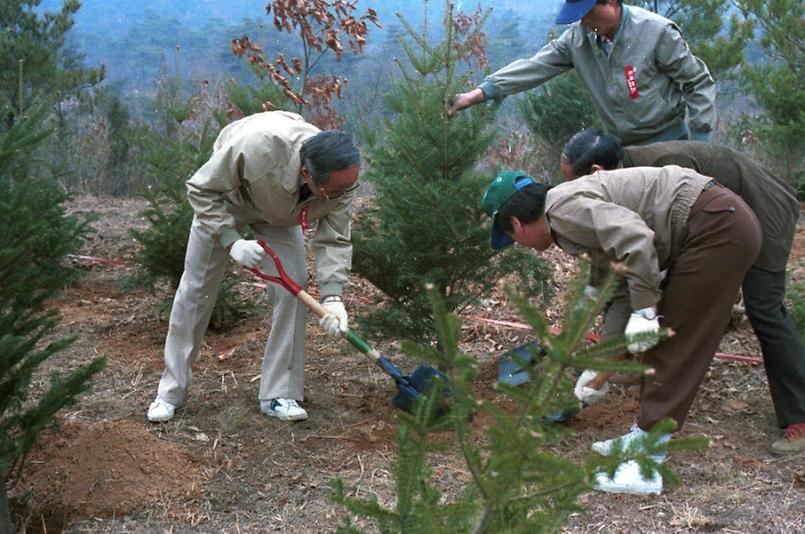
left=317, top=182, right=360, bottom=200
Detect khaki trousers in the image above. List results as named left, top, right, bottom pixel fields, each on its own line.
left=639, top=185, right=762, bottom=430
left=157, top=205, right=308, bottom=406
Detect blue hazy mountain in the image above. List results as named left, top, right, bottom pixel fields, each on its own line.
left=37, top=0, right=556, bottom=94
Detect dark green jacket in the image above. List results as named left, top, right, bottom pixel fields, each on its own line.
left=623, top=141, right=799, bottom=272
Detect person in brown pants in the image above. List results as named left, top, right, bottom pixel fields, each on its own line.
left=481, top=167, right=762, bottom=494
left=560, top=129, right=805, bottom=455
left=640, top=184, right=762, bottom=429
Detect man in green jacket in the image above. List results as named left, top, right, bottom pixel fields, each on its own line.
left=560, top=128, right=805, bottom=455
left=449, top=0, right=716, bottom=145
left=482, top=167, right=761, bottom=493
left=147, top=111, right=361, bottom=423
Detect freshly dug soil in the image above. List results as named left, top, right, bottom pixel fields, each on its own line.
left=14, top=419, right=204, bottom=523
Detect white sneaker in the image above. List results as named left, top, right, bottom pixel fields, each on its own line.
left=594, top=460, right=663, bottom=494
left=261, top=398, right=308, bottom=421
left=147, top=398, right=176, bottom=422
left=592, top=423, right=670, bottom=457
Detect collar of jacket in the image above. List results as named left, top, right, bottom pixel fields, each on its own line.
left=583, top=4, right=630, bottom=45
left=279, top=142, right=309, bottom=198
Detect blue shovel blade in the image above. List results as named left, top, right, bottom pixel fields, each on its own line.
left=497, top=341, right=542, bottom=386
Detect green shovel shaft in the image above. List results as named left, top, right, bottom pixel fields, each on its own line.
left=345, top=330, right=376, bottom=356
left=296, top=288, right=379, bottom=359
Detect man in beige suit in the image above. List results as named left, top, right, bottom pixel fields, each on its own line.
left=147, top=111, right=361, bottom=423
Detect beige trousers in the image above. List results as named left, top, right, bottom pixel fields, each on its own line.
left=156, top=203, right=308, bottom=406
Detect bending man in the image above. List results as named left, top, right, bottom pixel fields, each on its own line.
left=449, top=0, right=715, bottom=145
left=147, top=111, right=360, bottom=423
left=561, top=128, right=805, bottom=455
left=482, top=167, right=761, bottom=493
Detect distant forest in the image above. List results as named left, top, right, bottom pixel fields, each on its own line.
left=41, top=0, right=552, bottom=118
left=12, top=0, right=801, bottom=199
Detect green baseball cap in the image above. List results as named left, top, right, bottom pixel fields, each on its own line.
left=481, top=170, right=535, bottom=249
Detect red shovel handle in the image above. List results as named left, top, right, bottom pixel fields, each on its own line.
left=248, top=240, right=304, bottom=295
left=248, top=240, right=330, bottom=320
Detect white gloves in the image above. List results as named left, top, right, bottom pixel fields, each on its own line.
left=319, top=296, right=348, bottom=337
left=229, top=239, right=266, bottom=269
left=574, top=369, right=610, bottom=405
left=572, top=285, right=600, bottom=314
left=582, top=285, right=600, bottom=300
left=625, top=307, right=660, bottom=354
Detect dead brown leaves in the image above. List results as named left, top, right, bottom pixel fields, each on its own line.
left=232, top=1, right=380, bottom=129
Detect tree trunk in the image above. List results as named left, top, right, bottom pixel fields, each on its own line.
left=0, top=472, right=12, bottom=534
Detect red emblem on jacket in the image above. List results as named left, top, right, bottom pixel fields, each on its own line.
left=624, top=65, right=639, bottom=99
left=299, top=206, right=310, bottom=231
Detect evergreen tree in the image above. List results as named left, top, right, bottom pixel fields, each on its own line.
left=636, top=1, right=753, bottom=79
left=225, top=77, right=291, bottom=117
left=352, top=1, right=551, bottom=342
left=520, top=69, right=602, bottom=177
left=331, top=266, right=699, bottom=532
left=0, top=0, right=99, bottom=126
left=734, top=0, right=804, bottom=197
left=0, top=100, right=105, bottom=532
left=130, top=66, right=260, bottom=327
left=104, top=91, right=133, bottom=197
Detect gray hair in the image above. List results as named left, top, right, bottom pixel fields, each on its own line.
left=300, top=131, right=360, bottom=185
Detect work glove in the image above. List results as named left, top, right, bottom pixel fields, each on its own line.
left=319, top=296, right=348, bottom=338
left=573, top=284, right=600, bottom=312
left=229, top=239, right=266, bottom=269
left=582, top=285, right=600, bottom=300
left=574, top=369, right=610, bottom=405
left=578, top=285, right=600, bottom=305
left=625, top=307, right=660, bottom=354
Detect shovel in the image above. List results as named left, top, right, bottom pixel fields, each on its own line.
left=249, top=240, right=449, bottom=415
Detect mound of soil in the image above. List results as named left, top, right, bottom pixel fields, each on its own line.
left=12, top=418, right=204, bottom=523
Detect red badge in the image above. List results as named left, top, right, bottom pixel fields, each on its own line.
left=299, top=205, right=310, bottom=231
left=624, top=65, right=639, bottom=99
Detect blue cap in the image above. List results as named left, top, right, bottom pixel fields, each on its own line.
left=481, top=171, right=536, bottom=250
left=555, top=0, right=597, bottom=24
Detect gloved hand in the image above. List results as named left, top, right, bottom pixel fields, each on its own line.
left=574, top=284, right=600, bottom=309
left=574, top=369, right=610, bottom=405
left=625, top=307, right=660, bottom=354
left=319, top=296, right=348, bottom=337
left=229, top=239, right=266, bottom=269
left=582, top=285, right=600, bottom=300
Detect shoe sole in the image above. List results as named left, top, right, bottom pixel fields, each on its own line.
left=770, top=446, right=804, bottom=456
left=594, top=471, right=662, bottom=495
left=263, top=410, right=308, bottom=421
left=594, top=481, right=662, bottom=495
left=147, top=411, right=175, bottom=423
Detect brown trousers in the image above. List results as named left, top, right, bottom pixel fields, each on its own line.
left=638, top=185, right=762, bottom=430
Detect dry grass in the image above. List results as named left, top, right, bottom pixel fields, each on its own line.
left=7, top=195, right=804, bottom=533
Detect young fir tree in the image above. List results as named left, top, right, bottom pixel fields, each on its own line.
left=734, top=0, right=804, bottom=197
left=0, top=0, right=100, bottom=127
left=352, top=1, right=550, bottom=341
left=331, top=265, right=701, bottom=532
left=520, top=69, right=602, bottom=177
left=0, top=100, right=105, bottom=532
left=130, top=71, right=260, bottom=328
left=636, top=1, right=753, bottom=80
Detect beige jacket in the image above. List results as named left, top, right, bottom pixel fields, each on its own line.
left=545, top=166, right=710, bottom=311
left=186, top=111, right=355, bottom=296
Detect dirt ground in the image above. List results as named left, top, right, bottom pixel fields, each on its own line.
left=7, top=195, right=805, bottom=533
